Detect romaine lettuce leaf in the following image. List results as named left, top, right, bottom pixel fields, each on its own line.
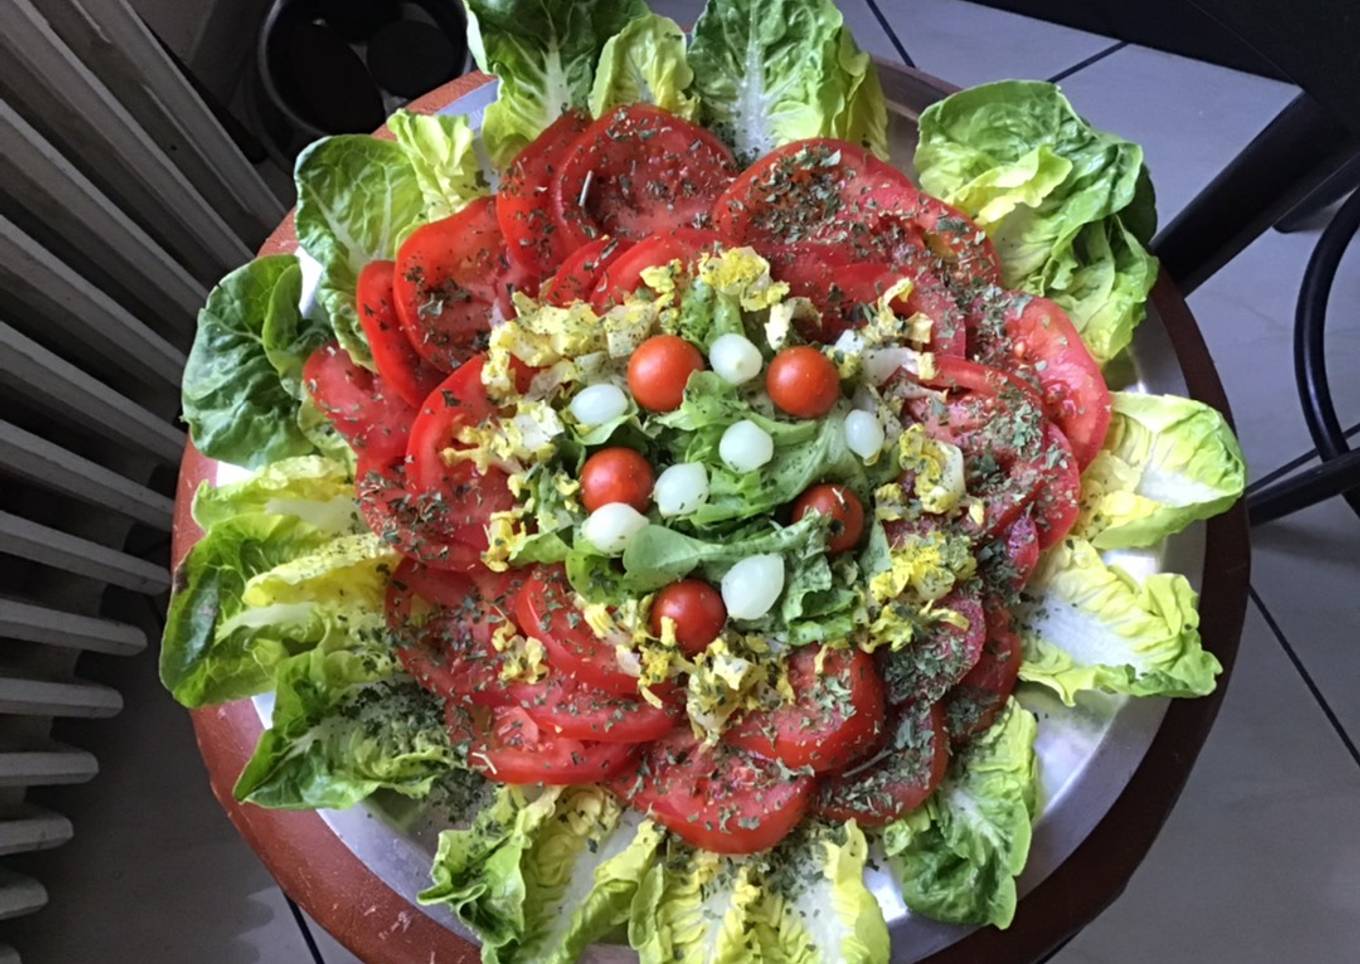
left=465, top=0, right=647, bottom=168
left=192, top=455, right=356, bottom=532
left=233, top=628, right=462, bottom=809
left=590, top=13, right=698, bottom=120
left=630, top=839, right=763, bottom=964
left=387, top=109, right=489, bottom=221
left=1017, top=537, right=1221, bottom=703
left=1077, top=392, right=1246, bottom=549
left=294, top=135, right=426, bottom=367
left=687, top=0, right=887, bottom=163
left=884, top=698, right=1038, bottom=928
left=182, top=255, right=331, bottom=467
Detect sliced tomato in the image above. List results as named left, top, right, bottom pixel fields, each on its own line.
left=876, top=591, right=986, bottom=706
left=513, top=568, right=644, bottom=697
left=973, top=294, right=1111, bottom=467
left=355, top=260, right=445, bottom=407
left=465, top=705, right=638, bottom=785
left=712, top=139, right=918, bottom=252
left=497, top=109, right=591, bottom=275
left=945, top=603, right=1022, bottom=745
left=919, top=355, right=1044, bottom=411
left=724, top=644, right=885, bottom=773
left=907, top=193, right=1003, bottom=290
left=589, top=228, right=723, bottom=311
left=356, top=454, right=485, bottom=570
left=393, top=196, right=529, bottom=371
left=1002, top=510, right=1040, bottom=590
left=611, top=731, right=814, bottom=854
left=509, top=673, right=678, bottom=743
left=1032, top=422, right=1081, bottom=549
left=302, top=341, right=414, bottom=464
left=553, top=105, right=736, bottom=251
left=541, top=236, right=632, bottom=307
left=815, top=699, right=950, bottom=828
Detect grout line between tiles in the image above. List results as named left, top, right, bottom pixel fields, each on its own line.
left=1047, top=41, right=1128, bottom=83
left=1249, top=586, right=1360, bottom=771
left=285, top=894, right=326, bottom=964
left=863, top=0, right=915, bottom=68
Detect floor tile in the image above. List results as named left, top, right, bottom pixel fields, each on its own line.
left=1053, top=604, right=1360, bottom=964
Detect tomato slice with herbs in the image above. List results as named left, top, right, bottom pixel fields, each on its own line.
left=497, top=109, right=591, bottom=276
left=815, top=699, right=950, bottom=828
left=876, top=591, right=986, bottom=706
left=302, top=341, right=414, bottom=464
left=552, top=105, right=736, bottom=251
left=393, top=196, right=528, bottom=371
left=356, top=454, right=486, bottom=570
left=724, top=644, right=885, bottom=774
left=1001, top=510, right=1041, bottom=591
left=541, top=236, right=633, bottom=307
left=355, top=260, right=445, bottom=407
left=1032, top=422, right=1081, bottom=549
left=464, top=705, right=639, bottom=785
left=508, top=673, right=679, bottom=743
left=589, top=228, right=723, bottom=311
left=612, top=730, right=814, bottom=854
left=945, top=603, right=1022, bottom=746
left=513, top=568, right=645, bottom=697
left=907, top=193, right=1003, bottom=290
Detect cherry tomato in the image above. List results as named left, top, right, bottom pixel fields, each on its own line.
left=393, top=196, right=529, bottom=371
left=579, top=447, right=655, bottom=513
left=790, top=483, right=865, bottom=554
left=725, top=644, right=885, bottom=773
left=611, top=730, right=814, bottom=854
left=627, top=334, right=705, bottom=412
left=877, top=590, right=986, bottom=705
left=508, top=673, right=679, bottom=743
left=464, top=705, right=639, bottom=785
left=514, top=568, right=644, bottom=697
left=541, top=236, right=632, bottom=307
left=766, top=346, right=841, bottom=419
left=497, top=110, right=591, bottom=275
left=815, top=699, right=950, bottom=828
left=355, top=260, right=445, bottom=407
left=552, top=104, right=736, bottom=251
left=649, top=580, right=726, bottom=656
left=945, top=602, right=1022, bottom=746
left=588, top=228, right=723, bottom=311
left=302, top=341, right=415, bottom=464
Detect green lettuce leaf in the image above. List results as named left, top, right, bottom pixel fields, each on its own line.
left=182, top=255, right=330, bottom=467
left=1017, top=537, right=1221, bottom=703
left=420, top=786, right=645, bottom=963
left=1076, top=392, right=1246, bottom=549
left=620, top=512, right=828, bottom=593
left=884, top=698, right=1038, bottom=928
left=915, top=80, right=1156, bottom=363
left=294, top=135, right=426, bottom=367
left=192, top=455, right=356, bottom=532
left=387, top=109, right=489, bottom=221
left=466, top=0, right=647, bottom=168
left=589, top=13, right=698, bottom=120
left=233, top=628, right=461, bottom=809
left=688, top=0, right=887, bottom=163
left=630, top=839, right=763, bottom=964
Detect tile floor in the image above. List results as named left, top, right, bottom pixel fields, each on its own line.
left=20, top=2, right=1360, bottom=961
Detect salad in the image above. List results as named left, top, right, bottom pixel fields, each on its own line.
left=162, top=0, right=1248, bottom=960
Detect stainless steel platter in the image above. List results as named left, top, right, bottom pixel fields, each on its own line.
left=227, top=68, right=1204, bottom=962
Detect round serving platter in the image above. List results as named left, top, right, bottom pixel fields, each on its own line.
left=175, top=64, right=1250, bottom=963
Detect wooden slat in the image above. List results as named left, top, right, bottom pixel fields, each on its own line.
left=0, top=870, right=48, bottom=921
left=0, top=678, right=122, bottom=718
left=0, top=0, right=250, bottom=282
left=31, top=0, right=284, bottom=243
left=0, top=599, right=147, bottom=657
left=0, top=746, right=97, bottom=788
left=0, top=214, right=185, bottom=386
left=0, top=806, right=73, bottom=856
left=0, top=512, right=170, bottom=594
left=0, top=320, right=185, bottom=463
left=0, top=99, right=204, bottom=336
left=0, top=421, right=174, bottom=530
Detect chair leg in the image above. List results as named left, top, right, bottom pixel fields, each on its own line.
left=1248, top=449, right=1360, bottom=525
left=1274, top=154, right=1360, bottom=233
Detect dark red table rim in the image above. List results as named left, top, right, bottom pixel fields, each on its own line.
left=172, top=68, right=1251, bottom=964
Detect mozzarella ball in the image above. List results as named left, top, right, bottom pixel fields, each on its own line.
left=581, top=503, right=649, bottom=555
left=653, top=462, right=709, bottom=517
left=570, top=383, right=629, bottom=426
left=709, top=333, right=763, bottom=385
left=721, top=554, right=785, bottom=620
left=844, top=410, right=886, bottom=460
left=719, top=419, right=774, bottom=472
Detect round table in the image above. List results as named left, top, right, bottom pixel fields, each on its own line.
left=172, top=66, right=1251, bottom=964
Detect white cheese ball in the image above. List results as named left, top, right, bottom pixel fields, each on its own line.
left=653, top=462, right=709, bottom=517
left=721, top=554, right=785, bottom=620
left=719, top=419, right=774, bottom=472
left=844, top=410, right=886, bottom=460
left=708, top=333, right=763, bottom=385
left=570, top=383, right=628, bottom=426
left=581, top=503, right=649, bottom=555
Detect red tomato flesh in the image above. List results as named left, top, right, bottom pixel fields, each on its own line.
left=541, top=236, right=632, bottom=307
left=464, top=705, right=639, bottom=785
left=580, top=447, right=655, bottom=513
left=302, top=341, right=415, bottom=464
left=649, top=579, right=726, bottom=656
left=497, top=110, right=591, bottom=276
left=355, top=260, right=445, bottom=407
left=766, top=346, right=841, bottom=418
left=876, top=590, right=986, bottom=706
left=945, top=603, right=1023, bottom=745
left=790, top=483, right=866, bottom=554
left=627, top=334, right=705, bottom=412
left=508, top=673, right=679, bottom=743
left=589, top=228, right=723, bottom=311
